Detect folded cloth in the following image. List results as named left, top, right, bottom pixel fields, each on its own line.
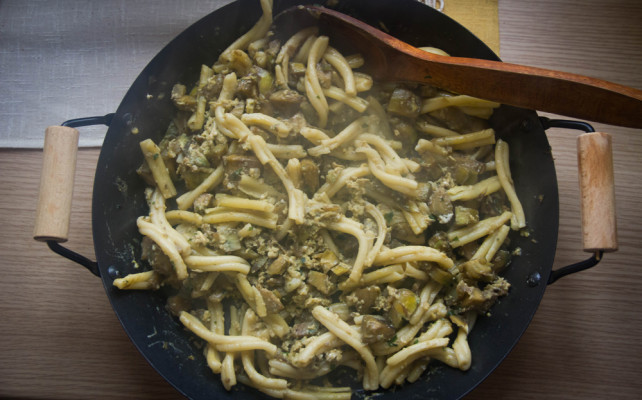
left=0, top=0, right=230, bottom=148
left=0, top=0, right=498, bottom=148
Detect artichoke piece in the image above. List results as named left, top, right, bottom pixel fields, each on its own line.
left=317, top=249, right=339, bottom=272
left=461, top=259, right=494, bottom=282
left=429, top=106, right=488, bottom=133
left=193, top=193, right=213, bottom=213
left=428, top=265, right=454, bottom=286
left=219, top=226, right=241, bottom=252
left=300, top=159, right=320, bottom=195
left=391, top=288, right=419, bottom=323
left=387, top=87, right=421, bottom=118
left=450, top=154, right=485, bottom=185
left=181, top=169, right=212, bottom=190
left=428, top=231, right=453, bottom=255
left=289, top=62, right=306, bottom=75
left=292, top=320, right=319, bottom=338
left=455, top=277, right=510, bottom=313
left=267, top=254, right=289, bottom=275
left=136, top=161, right=156, bottom=187
left=269, top=89, right=305, bottom=105
left=307, top=271, right=334, bottom=295
left=491, top=249, right=511, bottom=273
left=223, top=154, right=261, bottom=170
left=346, top=285, right=381, bottom=314
left=429, top=187, right=453, bottom=223
left=237, top=76, right=258, bottom=99
left=455, top=206, right=479, bottom=226
left=256, top=67, right=274, bottom=96
left=200, top=141, right=228, bottom=166
left=229, top=49, right=253, bottom=75
left=269, top=89, right=306, bottom=116
left=141, top=236, right=172, bottom=277
left=200, top=73, right=224, bottom=99
left=390, top=117, right=418, bottom=145
left=361, top=315, right=396, bottom=344
left=452, top=165, right=475, bottom=186
left=166, top=295, right=192, bottom=318
left=171, top=84, right=197, bottom=111
left=223, top=154, right=261, bottom=182
left=258, top=286, right=284, bottom=314
left=330, top=263, right=351, bottom=276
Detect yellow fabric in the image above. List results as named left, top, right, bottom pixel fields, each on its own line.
left=442, top=0, right=500, bottom=56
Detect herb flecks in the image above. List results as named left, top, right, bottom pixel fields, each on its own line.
left=387, top=334, right=398, bottom=347
left=384, top=211, right=394, bottom=225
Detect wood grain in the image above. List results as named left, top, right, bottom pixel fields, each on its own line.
left=33, top=126, right=80, bottom=242
left=306, top=5, right=642, bottom=128
left=577, top=132, right=618, bottom=252
left=1, top=0, right=641, bottom=399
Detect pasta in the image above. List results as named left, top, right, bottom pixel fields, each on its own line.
left=116, top=1, right=527, bottom=397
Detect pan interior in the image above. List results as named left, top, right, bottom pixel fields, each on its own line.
left=91, top=0, right=558, bottom=398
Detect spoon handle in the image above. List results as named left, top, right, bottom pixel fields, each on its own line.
left=311, top=6, right=642, bottom=128
left=397, top=49, right=642, bottom=128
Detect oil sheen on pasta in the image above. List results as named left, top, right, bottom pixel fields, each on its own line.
left=114, top=0, right=526, bottom=398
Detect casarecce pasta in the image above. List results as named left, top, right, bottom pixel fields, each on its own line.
left=114, top=1, right=526, bottom=398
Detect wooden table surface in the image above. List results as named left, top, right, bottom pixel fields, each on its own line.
left=1, top=0, right=641, bottom=399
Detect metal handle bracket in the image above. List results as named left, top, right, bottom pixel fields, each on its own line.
left=37, top=114, right=114, bottom=277
left=540, top=117, right=617, bottom=284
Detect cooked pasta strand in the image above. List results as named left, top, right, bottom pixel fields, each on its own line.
left=241, top=113, right=292, bottom=138
left=304, top=36, right=330, bottom=127
left=495, top=139, right=526, bottom=229
left=318, top=213, right=372, bottom=283
left=214, top=194, right=275, bottom=213
left=219, top=0, right=273, bottom=62
left=137, top=217, right=188, bottom=280
left=323, top=86, right=368, bottom=112
left=374, top=246, right=454, bottom=270
left=421, top=95, right=500, bottom=114
left=276, top=27, right=318, bottom=64
left=176, top=165, right=225, bottom=210
left=312, top=306, right=379, bottom=390
left=364, top=202, right=387, bottom=266
left=447, top=211, right=513, bottom=247
left=447, top=176, right=502, bottom=201
left=292, top=331, right=344, bottom=367
left=433, top=128, right=495, bottom=148
left=179, top=311, right=277, bottom=355
left=241, top=309, right=288, bottom=389
left=472, top=224, right=511, bottom=261
left=315, top=164, right=370, bottom=199
left=139, top=139, right=176, bottom=198
left=308, top=116, right=370, bottom=157
left=323, top=46, right=356, bottom=95
left=113, top=270, right=160, bottom=290
left=165, top=210, right=203, bottom=225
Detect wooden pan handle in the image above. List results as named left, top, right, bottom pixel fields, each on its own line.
left=577, top=132, right=618, bottom=253
left=33, top=126, right=79, bottom=243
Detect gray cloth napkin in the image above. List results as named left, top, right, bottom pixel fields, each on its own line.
left=0, top=0, right=232, bottom=148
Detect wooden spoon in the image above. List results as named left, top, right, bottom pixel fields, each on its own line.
left=277, top=5, right=642, bottom=128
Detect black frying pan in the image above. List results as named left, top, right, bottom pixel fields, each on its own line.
left=35, top=0, right=610, bottom=398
